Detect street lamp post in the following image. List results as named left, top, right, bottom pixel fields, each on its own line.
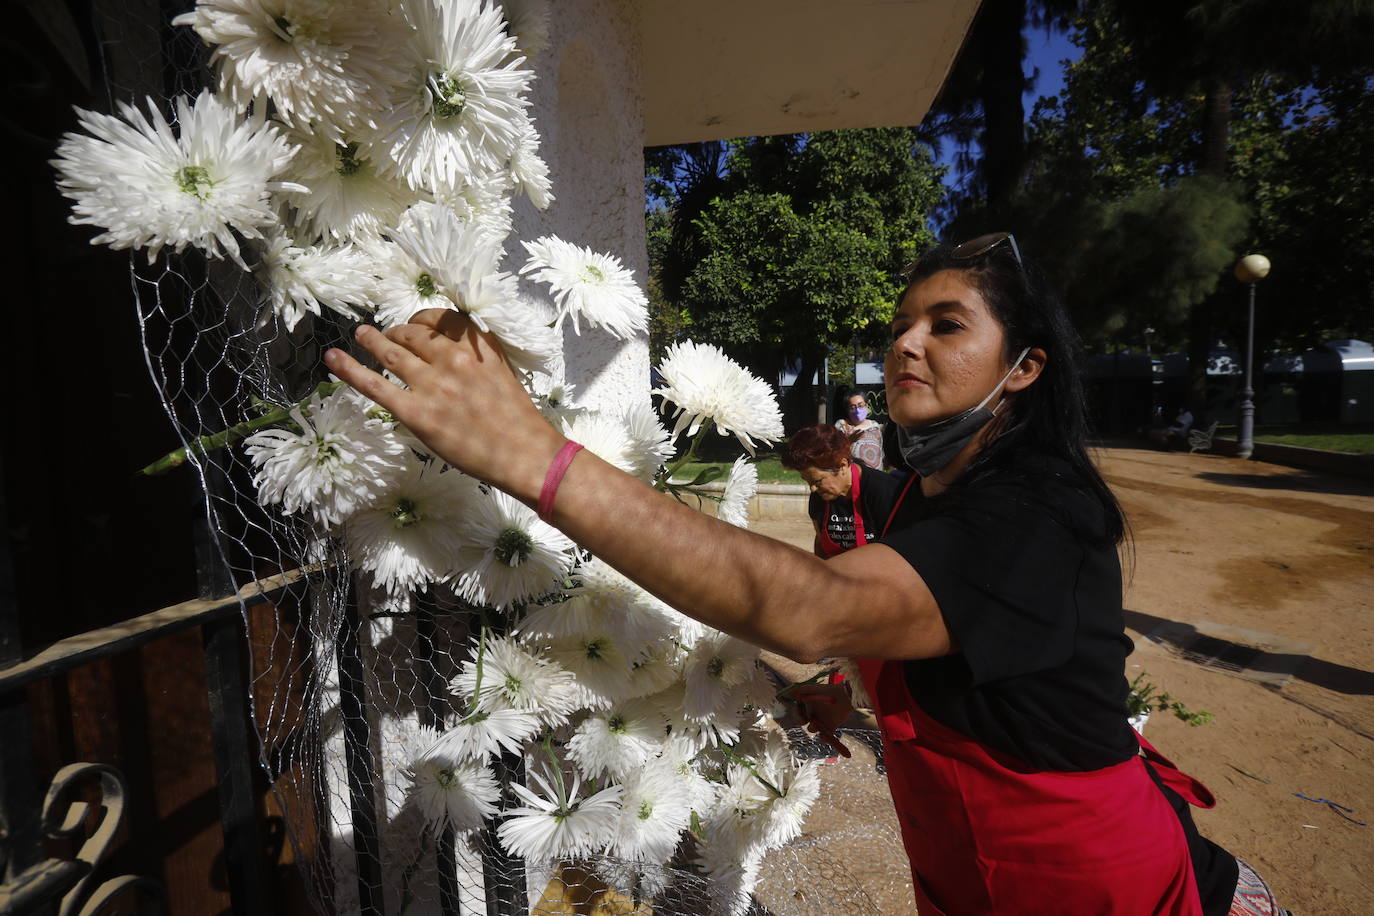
left=1234, top=254, right=1271, bottom=459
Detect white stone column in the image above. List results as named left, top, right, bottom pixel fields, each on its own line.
left=511, top=0, right=650, bottom=415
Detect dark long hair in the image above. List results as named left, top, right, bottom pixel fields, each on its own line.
left=897, top=241, right=1127, bottom=545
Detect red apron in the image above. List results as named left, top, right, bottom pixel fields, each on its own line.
left=817, top=463, right=867, bottom=558
left=855, top=657, right=1213, bottom=915
left=853, top=477, right=1215, bottom=915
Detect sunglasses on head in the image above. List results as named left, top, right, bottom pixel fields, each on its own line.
left=900, top=231, right=1025, bottom=279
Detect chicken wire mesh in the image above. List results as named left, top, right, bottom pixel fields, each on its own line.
left=67, top=2, right=919, bottom=914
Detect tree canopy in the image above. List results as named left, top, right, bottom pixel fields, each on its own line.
left=951, top=0, right=1374, bottom=360
left=647, top=129, right=946, bottom=426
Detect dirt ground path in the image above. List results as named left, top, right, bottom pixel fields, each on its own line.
left=752, top=445, right=1374, bottom=915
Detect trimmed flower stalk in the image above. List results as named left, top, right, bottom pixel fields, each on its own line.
left=139, top=380, right=343, bottom=476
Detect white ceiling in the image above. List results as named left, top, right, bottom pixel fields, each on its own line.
left=639, top=0, right=980, bottom=146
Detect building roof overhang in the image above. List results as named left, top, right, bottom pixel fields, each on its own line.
left=640, top=0, right=981, bottom=146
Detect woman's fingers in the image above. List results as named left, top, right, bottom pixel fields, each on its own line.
left=405, top=307, right=474, bottom=338
left=323, top=342, right=415, bottom=418
left=353, top=324, right=439, bottom=386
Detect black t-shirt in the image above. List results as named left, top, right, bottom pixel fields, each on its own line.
left=879, top=453, right=1238, bottom=914
left=806, top=464, right=907, bottom=551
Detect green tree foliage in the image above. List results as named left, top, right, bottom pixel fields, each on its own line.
left=647, top=129, right=946, bottom=427
left=921, top=0, right=1080, bottom=218
left=969, top=0, right=1374, bottom=361
left=1235, top=72, right=1374, bottom=345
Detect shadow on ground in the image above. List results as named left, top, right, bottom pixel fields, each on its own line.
left=1122, top=608, right=1374, bottom=697
left=1192, top=471, right=1374, bottom=499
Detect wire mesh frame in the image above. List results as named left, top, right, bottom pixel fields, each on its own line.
left=91, top=4, right=919, bottom=913
left=130, top=251, right=922, bottom=916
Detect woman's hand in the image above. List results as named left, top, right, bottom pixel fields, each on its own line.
left=789, top=683, right=855, bottom=758
left=323, top=310, right=564, bottom=502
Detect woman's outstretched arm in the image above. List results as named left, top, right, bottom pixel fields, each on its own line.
left=324, top=310, right=952, bottom=663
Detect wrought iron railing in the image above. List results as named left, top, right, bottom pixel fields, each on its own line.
left=0, top=570, right=308, bottom=916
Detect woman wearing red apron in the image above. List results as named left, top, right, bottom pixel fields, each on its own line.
left=779, top=424, right=905, bottom=559
left=788, top=235, right=1284, bottom=916
left=332, top=233, right=1288, bottom=915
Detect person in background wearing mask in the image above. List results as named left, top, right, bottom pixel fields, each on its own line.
left=326, top=231, right=1284, bottom=916
left=835, top=392, right=884, bottom=468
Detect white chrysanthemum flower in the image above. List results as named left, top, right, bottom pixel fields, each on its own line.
left=612, top=756, right=693, bottom=865
left=450, top=635, right=580, bottom=728
left=622, top=398, right=676, bottom=482
left=368, top=236, right=450, bottom=328
left=173, top=0, right=405, bottom=138
left=343, top=461, right=477, bottom=597
left=452, top=489, right=574, bottom=608
left=389, top=202, right=558, bottom=373
left=648, top=681, right=743, bottom=754
left=52, top=92, right=299, bottom=268
left=545, top=632, right=638, bottom=711
left=724, top=663, right=780, bottom=719
left=521, top=559, right=676, bottom=660
left=256, top=232, right=376, bottom=331
left=833, top=657, right=872, bottom=709
left=697, top=843, right=764, bottom=916
left=389, top=201, right=510, bottom=321
left=682, top=630, right=760, bottom=723
left=532, top=379, right=584, bottom=426
left=663, top=604, right=710, bottom=649
left=624, top=643, right=683, bottom=700
left=424, top=707, right=540, bottom=763
left=335, top=380, right=429, bottom=456
left=498, top=768, right=622, bottom=862
left=704, top=730, right=820, bottom=859
left=245, top=387, right=409, bottom=528
left=520, top=236, right=648, bottom=339
left=659, top=734, right=718, bottom=814
left=380, top=0, right=534, bottom=191
left=717, top=456, right=757, bottom=528
left=566, top=699, right=668, bottom=781
left=507, top=117, right=552, bottom=208
left=431, top=171, right=514, bottom=247
left=281, top=131, right=416, bottom=242
left=558, top=410, right=639, bottom=478
left=752, top=732, right=822, bottom=849
left=703, top=764, right=771, bottom=857
left=653, top=342, right=784, bottom=456
left=501, top=0, right=551, bottom=59
left=406, top=742, right=501, bottom=834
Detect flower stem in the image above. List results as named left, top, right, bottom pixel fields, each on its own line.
left=718, top=744, right=785, bottom=799
left=471, top=618, right=490, bottom=701
left=138, top=380, right=344, bottom=476
left=654, top=421, right=714, bottom=492
left=541, top=735, right=570, bottom=810
left=775, top=668, right=840, bottom=699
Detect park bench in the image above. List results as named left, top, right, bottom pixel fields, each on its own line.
left=1188, top=420, right=1219, bottom=453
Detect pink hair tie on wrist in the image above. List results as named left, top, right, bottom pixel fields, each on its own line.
left=537, top=441, right=584, bottom=522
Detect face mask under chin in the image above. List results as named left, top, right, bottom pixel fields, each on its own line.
left=896, top=347, right=1030, bottom=478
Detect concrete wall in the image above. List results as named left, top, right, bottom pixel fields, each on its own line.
left=511, top=0, right=650, bottom=415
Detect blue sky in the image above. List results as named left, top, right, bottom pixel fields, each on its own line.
left=933, top=24, right=1081, bottom=194
left=1025, top=24, right=1078, bottom=107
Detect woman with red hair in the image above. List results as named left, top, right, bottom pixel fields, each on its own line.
left=781, top=424, right=907, bottom=559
